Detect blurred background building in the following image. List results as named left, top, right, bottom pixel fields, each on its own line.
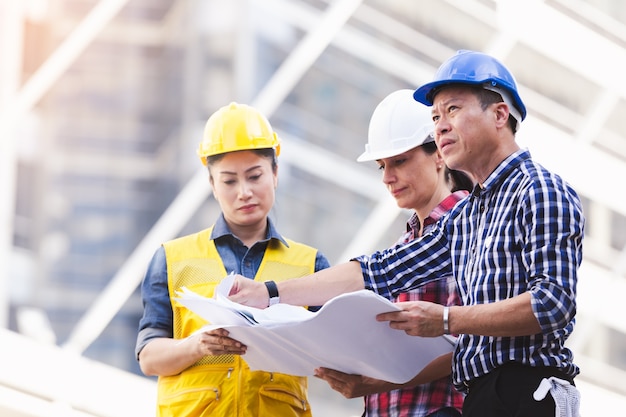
left=1, top=0, right=626, bottom=415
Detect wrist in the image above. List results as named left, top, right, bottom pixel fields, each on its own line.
left=264, top=281, right=280, bottom=307
left=443, top=306, right=450, bottom=335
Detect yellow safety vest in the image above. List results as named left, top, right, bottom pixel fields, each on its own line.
left=158, top=227, right=317, bottom=417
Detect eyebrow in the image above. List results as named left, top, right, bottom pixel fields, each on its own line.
left=437, top=96, right=460, bottom=107
left=218, top=165, right=263, bottom=175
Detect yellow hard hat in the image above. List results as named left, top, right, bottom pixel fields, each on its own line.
left=197, top=102, right=280, bottom=166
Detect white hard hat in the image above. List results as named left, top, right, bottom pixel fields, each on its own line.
left=357, top=89, right=434, bottom=162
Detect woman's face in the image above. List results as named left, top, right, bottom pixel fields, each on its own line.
left=209, top=150, right=278, bottom=229
left=377, top=146, right=443, bottom=212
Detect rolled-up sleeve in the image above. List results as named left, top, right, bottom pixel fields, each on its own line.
left=135, top=246, right=173, bottom=359
left=523, top=179, right=584, bottom=333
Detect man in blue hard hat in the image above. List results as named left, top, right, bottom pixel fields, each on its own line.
left=230, top=50, right=584, bottom=417
left=405, top=49, right=584, bottom=417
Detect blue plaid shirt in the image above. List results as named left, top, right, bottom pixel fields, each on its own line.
left=354, top=149, right=584, bottom=391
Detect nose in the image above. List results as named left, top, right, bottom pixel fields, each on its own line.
left=238, top=182, right=253, bottom=199
left=382, top=166, right=395, bottom=185
left=435, top=115, right=450, bottom=137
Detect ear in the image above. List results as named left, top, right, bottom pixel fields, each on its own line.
left=273, top=164, right=279, bottom=189
left=434, top=150, right=445, bottom=168
left=494, top=102, right=510, bottom=128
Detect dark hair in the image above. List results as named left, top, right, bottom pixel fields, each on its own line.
left=474, top=86, right=518, bottom=133
left=206, top=148, right=278, bottom=178
left=421, top=141, right=473, bottom=192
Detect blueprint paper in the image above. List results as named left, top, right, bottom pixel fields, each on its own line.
left=176, top=277, right=455, bottom=384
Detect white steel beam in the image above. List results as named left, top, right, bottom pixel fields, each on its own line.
left=499, top=0, right=626, bottom=95
left=254, top=0, right=364, bottom=116
left=0, top=328, right=156, bottom=417
left=0, top=0, right=131, bottom=137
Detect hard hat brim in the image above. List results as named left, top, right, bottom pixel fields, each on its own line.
left=356, top=136, right=435, bottom=162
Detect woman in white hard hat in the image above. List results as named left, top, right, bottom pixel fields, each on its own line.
left=316, top=89, right=471, bottom=417
left=135, top=102, right=330, bottom=417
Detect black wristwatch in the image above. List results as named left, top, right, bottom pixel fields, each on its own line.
left=264, top=281, right=280, bottom=306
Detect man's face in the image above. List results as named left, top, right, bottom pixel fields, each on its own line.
left=431, top=86, right=499, bottom=179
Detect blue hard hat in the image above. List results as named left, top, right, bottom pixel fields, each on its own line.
left=413, top=50, right=527, bottom=122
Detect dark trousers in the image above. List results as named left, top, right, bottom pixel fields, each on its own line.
left=462, top=362, right=575, bottom=417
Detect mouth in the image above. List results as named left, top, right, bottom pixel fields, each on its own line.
left=238, top=204, right=257, bottom=211
left=439, top=138, right=453, bottom=147
left=390, top=187, right=407, bottom=197
left=438, top=138, right=454, bottom=152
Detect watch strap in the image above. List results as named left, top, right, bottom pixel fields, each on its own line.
left=264, top=280, right=280, bottom=306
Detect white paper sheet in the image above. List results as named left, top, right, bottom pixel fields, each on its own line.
left=175, top=276, right=456, bottom=384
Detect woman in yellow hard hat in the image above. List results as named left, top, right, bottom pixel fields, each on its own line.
left=135, top=102, right=330, bottom=417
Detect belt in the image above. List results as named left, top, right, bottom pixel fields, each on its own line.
left=462, top=362, right=575, bottom=393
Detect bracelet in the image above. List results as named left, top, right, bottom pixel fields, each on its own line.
left=443, top=306, right=450, bottom=335
left=264, top=281, right=280, bottom=306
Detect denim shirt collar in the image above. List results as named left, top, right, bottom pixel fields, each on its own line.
left=210, top=213, right=289, bottom=247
